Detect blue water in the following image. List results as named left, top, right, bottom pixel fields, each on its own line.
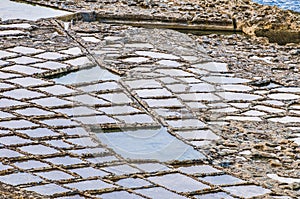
left=253, top=0, right=300, bottom=13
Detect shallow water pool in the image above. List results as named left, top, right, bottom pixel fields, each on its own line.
left=0, top=0, right=71, bottom=21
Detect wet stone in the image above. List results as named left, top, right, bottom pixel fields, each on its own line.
left=189, top=139, right=211, bottom=146
left=195, top=192, right=235, bottom=199
left=117, top=178, right=152, bottom=188
left=267, top=174, right=300, bottom=184
left=273, top=87, right=300, bottom=93
left=64, top=57, right=93, bottom=67
left=223, top=116, right=262, bottom=122
left=64, top=179, right=116, bottom=191
left=115, top=114, right=155, bottom=124
left=0, top=60, right=9, bottom=66
left=223, top=185, right=271, bottom=198
left=229, top=102, right=250, bottom=108
left=189, top=83, right=216, bottom=92
left=202, top=76, right=251, bottom=84
left=179, top=93, right=220, bottom=101
left=35, top=52, right=67, bottom=60
left=60, top=127, right=89, bottom=136
left=269, top=116, right=300, bottom=123
left=125, top=79, right=162, bottom=89
left=217, top=92, right=262, bottom=101
left=242, top=110, right=266, bottom=116
left=268, top=93, right=300, bottom=100
left=0, top=172, right=43, bottom=186
left=8, top=56, right=43, bottom=64
left=135, top=187, right=187, bottom=199
left=44, top=156, right=84, bottom=166
left=0, top=50, right=17, bottom=59
left=166, top=84, right=190, bottom=93
left=38, top=85, right=76, bottom=96
left=148, top=173, right=210, bottom=193
left=56, top=195, right=84, bottom=199
left=123, top=57, right=149, bottom=63
left=7, top=46, right=43, bottom=55
left=178, top=165, right=222, bottom=175
left=68, top=147, right=108, bottom=156
left=97, top=191, right=143, bottom=199
left=186, top=102, right=208, bottom=109
left=46, top=140, right=73, bottom=149
left=211, top=107, right=238, bottom=113
left=193, top=62, right=228, bottom=72
left=85, top=155, right=119, bottom=164
left=2, top=88, right=45, bottom=100
left=40, top=118, right=78, bottom=127
left=182, top=56, right=199, bottom=62
left=55, top=106, right=101, bottom=117
left=133, top=163, right=170, bottom=173
left=81, top=36, right=101, bottom=43
left=157, top=60, right=182, bottom=67
left=135, top=88, right=172, bottom=98
left=154, top=108, right=191, bottom=118
left=66, top=94, right=109, bottom=106
left=31, top=97, right=71, bottom=107
left=8, top=77, right=50, bottom=87
left=0, top=82, right=14, bottom=89
left=254, top=105, right=285, bottom=113
left=0, top=162, right=12, bottom=171
left=0, top=23, right=31, bottom=29
left=0, top=136, right=31, bottom=146
left=0, top=119, right=38, bottom=129
left=20, top=144, right=59, bottom=155
left=0, top=149, right=23, bottom=158
left=0, top=111, right=14, bottom=119
left=73, top=115, right=117, bottom=125
left=175, top=130, right=220, bottom=140
left=24, top=183, right=70, bottom=196
left=200, top=174, right=245, bottom=186
left=100, top=93, right=132, bottom=104
left=35, top=170, right=74, bottom=181
left=70, top=167, right=108, bottom=178
left=18, top=128, right=59, bottom=138
left=125, top=43, right=153, bottom=49
left=15, top=107, right=53, bottom=117
left=135, top=51, right=180, bottom=60
left=99, top=105, right=141, bottom=115
left=102, top=165, right=140, bottom=176
left=220, top=84, right=253, bottom=92
left=156, top=69, right=193, bottom=77
left=166, top=119, right=206, bottom=129
left=3, top=65, right=46, bottom=75
left=145, top=98, right=184, bottom=108
left=67, top=137, right=99, bottom=147
left=159, top=77, right=180, bottom=84
left=78, top=82, right=120, bottom=93
left=33, top=61, right=68, bottom=70
left=54, top=66, right=119, bottom=85
left=14, top=160, right=50, bottom=170
left=60, top=47, right=82, bottom=56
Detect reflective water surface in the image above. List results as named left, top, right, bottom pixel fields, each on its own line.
left=0, top=0, right=71, bottom=21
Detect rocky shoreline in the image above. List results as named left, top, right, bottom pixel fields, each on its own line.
left=13, top=0, right=300, bottom=44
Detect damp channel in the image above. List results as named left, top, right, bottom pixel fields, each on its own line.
left=0, top=0, right=71, bottom=21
